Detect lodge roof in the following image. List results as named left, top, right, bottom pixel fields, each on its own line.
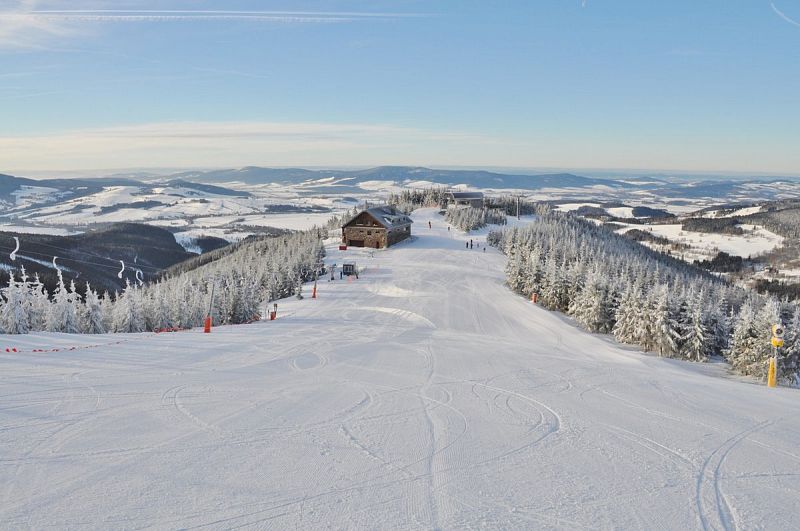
left=344, top=206, right=413, bottom=230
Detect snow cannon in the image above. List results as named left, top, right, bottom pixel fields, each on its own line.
left=768, top=358, right=777, bottom=388
left=771, top=324, right=785, bottom=348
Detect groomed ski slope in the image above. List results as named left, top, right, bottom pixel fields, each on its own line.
left=2, top=207, right=800, bottom=530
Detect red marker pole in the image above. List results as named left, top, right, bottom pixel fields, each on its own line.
left=204, top=280, right=216, bottom=333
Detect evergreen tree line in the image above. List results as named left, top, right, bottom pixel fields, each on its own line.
left=742, top=202, right=800, bottom=239
left=387, top=188, right=450, bottom=213
left=445, top=206, right=508, bottom=232
left=0, top=229, right=325, bottom=335
left=489, top=208, right=800, bottom=384
left=324, top=207, right=359, bottom=231
left=485, top=196, right=538, bottom=217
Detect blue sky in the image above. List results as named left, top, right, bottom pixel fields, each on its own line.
left=1, top=0, right=799, bottom=174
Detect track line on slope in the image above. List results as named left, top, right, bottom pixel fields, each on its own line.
left=419, top=337, right=442, bottom=530
left=695, top=420, right=773, bottom=531
left=600, top=423, right=695, bottom=471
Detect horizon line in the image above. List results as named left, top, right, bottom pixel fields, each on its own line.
left=4, top=164, right=799, bottom=180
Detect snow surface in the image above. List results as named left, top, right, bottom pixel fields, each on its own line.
left=616, top=223, right=783, bottom=259
left=1, top=208, right=799, bottom=529
left=11, top=185, right=62, bottom=208
left=606, top=206, right=635, bottom=218
left=555, top=202, right=600, bottom=212
left=702, top=206, right=764, bottom=219
left=193, top=212, right=334, bottom=231
left=0, top=225, right=80, bottom=236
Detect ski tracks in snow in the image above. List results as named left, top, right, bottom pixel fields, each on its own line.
left=695, top=420, right=773, bottom=531
left=5, top=208, right=800, bottom=529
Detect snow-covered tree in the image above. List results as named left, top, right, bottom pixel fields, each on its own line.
left=683, top=304, right=711, bottom=361
left=83, top=283, right=106, bottom=334
left=651, top=285, right=681, bottom=357
left=113, top=280, right=145, bottom=333
left=28, top=273, right=50, bottom=331
left=0, top=271, right=29, bottom=334
left=45, top=269, right=80, bottom=334
left=569, top=269, right=613, bottom=333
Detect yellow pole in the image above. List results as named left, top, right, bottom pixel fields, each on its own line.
left=767, top=357, right=777, bottom=388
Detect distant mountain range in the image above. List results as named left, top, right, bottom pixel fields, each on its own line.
left=2, top=166, right=800, bottom=218
left=0, top=173, right=250, bottom=214
left=171, top=165, right=640, bottom=189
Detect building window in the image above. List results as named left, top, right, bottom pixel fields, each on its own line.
left=367, top=231, right=372, bottom=235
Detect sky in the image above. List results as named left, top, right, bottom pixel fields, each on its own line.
left=0, top=0, right=799, bottom=175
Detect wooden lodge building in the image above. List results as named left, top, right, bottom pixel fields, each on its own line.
left=342, top=206, right=413, bottom=249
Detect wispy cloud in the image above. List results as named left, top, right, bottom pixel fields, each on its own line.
left=0, top=2, right=425, bottom=49
left=1, top=10, right=418, bottom=23
left=771, top=2, right=800, bottom=28
left=0, top=0, right=75, bottom=49
left=0, top=121, right=495, bottom=171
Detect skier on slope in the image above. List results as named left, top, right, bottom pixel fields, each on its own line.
left=428, top=221, right=432, bottom=229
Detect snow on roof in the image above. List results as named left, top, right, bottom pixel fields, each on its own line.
left=346, top=206, right=413, bottom=229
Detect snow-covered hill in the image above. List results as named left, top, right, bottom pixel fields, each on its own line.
left=1, top=209, right=799, bottom=529
left=5, top=168, right=800, bottom=246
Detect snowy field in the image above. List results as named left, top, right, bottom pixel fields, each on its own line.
left=1, top=209, right=800, bottom=529
left=616, top=223, right=784, bottom=260
left=0, top=225, right=80, bottom=236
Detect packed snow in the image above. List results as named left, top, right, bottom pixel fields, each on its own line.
left=1, top=208, right=799, bottom=529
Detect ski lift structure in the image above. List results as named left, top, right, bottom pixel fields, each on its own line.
left=342, top=262, right=359, bottom=278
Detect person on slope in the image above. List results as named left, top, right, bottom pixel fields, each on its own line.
left=428, top=221, right=432, bottom=229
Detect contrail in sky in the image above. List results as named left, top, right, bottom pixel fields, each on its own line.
left=771, top=2, right=800, bottom=28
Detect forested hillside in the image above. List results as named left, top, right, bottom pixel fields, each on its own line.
left=0, top=229, right=324, bottom=335
left=0, top=224, right=195, bottom=293
left=490, top=208, right=800, bottom=383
